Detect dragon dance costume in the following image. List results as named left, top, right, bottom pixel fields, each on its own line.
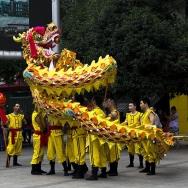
left=46, top=122, right=68, bottom=176
left=139, top=109, right=156, bottom=175
left=30, top=110, right=47, bottom=175
left=126, top=111, right=144, bottom=168
left=88, top=107, right=106, bottom=167
left=106, top=109, right=122, bottom=176
left=86, top=107, right=107, bottom=180
left=11, top=23, right=175, bottom=177
left=6, top=113, right=24, bottom=166
left=71, top=120, right=88, bottom=179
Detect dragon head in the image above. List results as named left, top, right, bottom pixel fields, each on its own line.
left=13, top=22, right=61, bottom=66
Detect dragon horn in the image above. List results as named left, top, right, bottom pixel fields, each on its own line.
left=13, top=36, right=22, bottom=42
left=28, top=31, right=38, bottom=58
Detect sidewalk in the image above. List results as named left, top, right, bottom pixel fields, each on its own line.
left=0, top=141, right=188, bottom=188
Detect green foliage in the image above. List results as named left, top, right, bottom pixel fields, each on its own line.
left=61, top=0, right=188, bottom=98
left=0, top=60, right=26, bottom=85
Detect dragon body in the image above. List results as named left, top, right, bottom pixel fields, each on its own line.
left=13, top=23, right=174, bottom=163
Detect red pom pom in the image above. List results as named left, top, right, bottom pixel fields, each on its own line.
left=0, top=93, right=6, bottom=107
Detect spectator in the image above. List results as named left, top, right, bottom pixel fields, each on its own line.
left=169, top=106, right=179, bottom=149
left=150, top=106, right=162, bottom=128
left=160, top=111, right=169, bottom=132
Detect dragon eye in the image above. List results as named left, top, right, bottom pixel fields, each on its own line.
left=36, top=34, right=43, bottom=41
left=54, top=36, right=60, bottom=43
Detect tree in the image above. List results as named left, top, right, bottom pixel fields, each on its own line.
left=0, top=60, right=27, bottom=85
left=61, top=0, right=188, bottom=98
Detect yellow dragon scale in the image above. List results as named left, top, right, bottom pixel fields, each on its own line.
left=13, top=23, right=174, bottom=163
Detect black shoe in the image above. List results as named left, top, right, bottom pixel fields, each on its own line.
left=139, top=167, right=150, bottom=173
left=83, top=163, right=89, bottom=174
left=64, top=171, right=69, bottom=176
left=62, top=161, right=69, bottom=176
left=72, top=165, right=84, bottom=179
left=68, top=163, right=78, bottom=175
left=126, top=163, right=134, bottom=167
left=38, top=162, right=47, bottom=173
left=146, top=171, right=155, bottom=175
left=72, top=174, right=84, bottom=179
left=46, top=170, right=55, bottom=175
left=46, top=161, right=55, bottom=175
left=98, top=173, right=107, bottom=178
left=106, top=170, right=112, bottom=174
left=108, top=162, right=118, bottom=176
left=146, top=162, right=155, bottom=175
left=127, top=154, right=134, bottom=168
left=31, top=164, right=42, bottom=175
left=13, top=163, right=22, bottom=166
left=69, top=171, right=77, bottom=175
left=138, top=164, right=144, bottom=169
left=139, top=161, right=150, bottom=173
left=85, top=175, right=98, bottom=180
left=13, top=155, right=22, bottom=166
left=85, top=166, right=98, bottom=180
left=108, top=172, right=118, bottom=176
left=98, top=167, right=107, bottom=178
left=106, top=163, right=113, bottom=174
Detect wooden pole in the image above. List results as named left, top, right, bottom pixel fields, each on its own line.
left=104, top=84, right=108, bottom=102
left=1, top=125, right=10, bottom=168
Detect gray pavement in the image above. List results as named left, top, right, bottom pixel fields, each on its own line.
left=0, top=141, right=188, bottom=188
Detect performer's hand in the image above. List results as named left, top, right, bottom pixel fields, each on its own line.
left=0, top=120, right=3, bottom=127
left=103, top=101, right=107, bottom=108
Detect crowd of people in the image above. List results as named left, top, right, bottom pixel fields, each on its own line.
left=0, top=96, right=180, bottom=180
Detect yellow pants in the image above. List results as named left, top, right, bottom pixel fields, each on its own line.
left=89, top=135, right=107, bottom=168
left=30, top=134, right=44, bottom=164
left=73, top=136, right=86, bottom=165
left=47, top=133, right=66, bottom=164
left=66, top=130, right=75, bottom=163
left=7, top=131, right=22, bottom=156
left=127, top=142, right=141, bottom=155
left=106, top=143, right=120, bottom=163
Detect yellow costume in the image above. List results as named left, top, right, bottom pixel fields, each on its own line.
left=126, top=112, right=142, bottom=155
left=30, top=110, right=47, bottom=175
left=106, top=109, right=121, bottom=163
left=6, top=113, right=24, bottom=156
left=89, top=107, right=106, bottom=167
left=46, top=123, right=68, bottom=176
left=66, top=129, right=75, bottom=163
left=72, top=126, right=87, bottom=165
left=47, top=124, right=66, bottom=164
left=30, top=111, right=45, bottom=164
left=141, top=109, right=156, bottom=163
left=141, top=109, right=154, bottom=125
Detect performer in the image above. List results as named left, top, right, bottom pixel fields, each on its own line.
left=46, top=119, right=68, bottom=176
left=72, top=94, right=88, bottom=179
left=6, top=103, right=27, bottom=167
left=85, top=95, right=106, bottom=180
left=30, top=107, right=47, bottom=175
left=124, top=102, right=144, bottom=168
left=139, top=98, right=156, bottom=175
left=103, top=98, right=121, bottom=176
left=65, top=122, right=77, bottom=176
left=0, top=94, right=8, bottom=151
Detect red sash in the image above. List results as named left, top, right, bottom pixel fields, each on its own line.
left=10, top=128, right=21, bottom=144
left=45, top=126, right=62, bottom=143
left=34, top=131, right=47, bottom=147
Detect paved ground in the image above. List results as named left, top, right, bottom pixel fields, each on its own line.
left=0, top=140, right=188, bottom=188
